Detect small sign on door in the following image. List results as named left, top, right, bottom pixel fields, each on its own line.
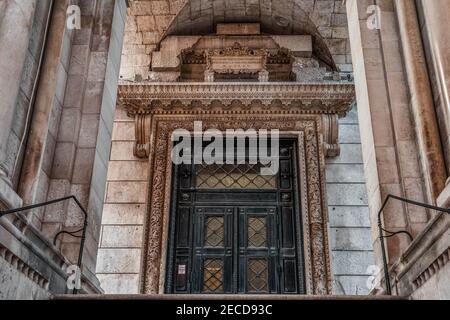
left=178, top=264, right=186, bottom=275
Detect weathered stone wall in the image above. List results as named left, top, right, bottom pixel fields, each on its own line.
left=0, top=0, right=105, bottom=300
left=0, top=258, right=50, bottom=300
left=326, top=106, right=374, bottom=295
left=17, top=0, right=75, bottom=232
left=121, top=0, right=186, bottom=80
left=0, top=0, right=37, bottom=210
left=95, top=104, right=147, bottom=293
left=3, top=0, right=53, bottom=190
left=346, top=0, right=431, bottom=267
left=36, top=0, right=127, bottom=276
left=1, top=0, right=126, bottom=299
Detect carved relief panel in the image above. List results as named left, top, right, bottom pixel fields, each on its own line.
left=181, top=43, right=294, bottom=82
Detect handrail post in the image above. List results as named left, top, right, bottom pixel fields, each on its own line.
left=71, top=196, right=88, bottom=295
left=378, top=196, right=392, bottom=295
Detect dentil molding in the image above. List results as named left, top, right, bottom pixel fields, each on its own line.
left=118, top=82, right=355, bottom=115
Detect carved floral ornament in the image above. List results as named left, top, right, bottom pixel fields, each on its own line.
left=118, top=83, right=354, bottom=114
left=205, top=42, right=268, bottom=75
left=118, top=82, right=355, bottom=158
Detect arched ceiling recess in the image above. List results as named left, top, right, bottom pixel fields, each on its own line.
left=122, top=0, right=350, bottom=80
left=163, top=0, right=340, bottom=70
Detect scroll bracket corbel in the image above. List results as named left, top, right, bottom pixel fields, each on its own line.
left=134, top=114, right=152, bottom=159
left=322, top=114, right=340, bottom=158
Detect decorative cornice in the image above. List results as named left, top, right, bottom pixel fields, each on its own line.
left=207, top=43, right=268, bottom=58
left=0, top=244, right=49, bottom=290
left=118, top=82, right=355, bottom=116
left=413, top=247, right=449, bottom=290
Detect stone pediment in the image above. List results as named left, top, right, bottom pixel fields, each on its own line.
left=118, top=82, right=355, bottom=116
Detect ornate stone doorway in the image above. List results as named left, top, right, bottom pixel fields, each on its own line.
left=118, top=82, right=355, bottom=294
left=166, top=139, right=306, bottom=294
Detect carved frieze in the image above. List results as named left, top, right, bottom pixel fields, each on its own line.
left=118, top=82, right=355, bottom=158
left=118, top=83, right=355, bottom=116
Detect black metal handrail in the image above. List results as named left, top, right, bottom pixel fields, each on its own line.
left=0, top=195, right=88, bottom=294
left=378, top=194, right=450, bottom=295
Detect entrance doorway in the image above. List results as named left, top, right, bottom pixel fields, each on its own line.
left=166, top=139, right=305, bottom=294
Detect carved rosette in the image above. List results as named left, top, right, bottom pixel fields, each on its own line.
left=205, top=42, right=268, bottom=75
left=118, top=83, right=355, bottom=116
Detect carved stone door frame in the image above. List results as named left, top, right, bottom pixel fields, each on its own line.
left=138, top=115, right=330, bottom=294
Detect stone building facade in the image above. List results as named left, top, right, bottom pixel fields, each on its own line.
left=0, top=0, right=448, bottom=299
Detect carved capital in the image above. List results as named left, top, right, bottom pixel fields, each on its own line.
left=134, top=114, right=152, bottom=159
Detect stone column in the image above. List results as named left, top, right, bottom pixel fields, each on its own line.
left=419, top=0, right=450, bottom=182
left=0, top=0, right=37, bottom=182
left=394, top=0, right=447, bottom=202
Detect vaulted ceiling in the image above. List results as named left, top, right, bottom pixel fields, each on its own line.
left=122, top=0, right=351, bottom=80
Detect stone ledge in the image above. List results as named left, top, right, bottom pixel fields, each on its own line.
left=0, top=214, right=103, bottom=296
left=52, top=294, right=407, bottom=301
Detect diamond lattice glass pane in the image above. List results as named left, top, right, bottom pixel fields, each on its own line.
left=196, top=163, right=276, bottom=189
left=247, top=259, right=269, bottom=293
left=203, top=259, right=224, bottom=292
left=248, top=217, right=267, bottom=247
left=204, top=217, right=224, bottom=247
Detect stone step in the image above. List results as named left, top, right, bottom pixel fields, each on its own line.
left=53, top=294, right=407, bottom=301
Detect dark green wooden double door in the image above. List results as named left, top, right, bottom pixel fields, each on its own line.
left=166, top=139, right=305, bottom=294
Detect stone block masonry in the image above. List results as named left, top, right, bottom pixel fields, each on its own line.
left=326, top=106, right=375, bottom=295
